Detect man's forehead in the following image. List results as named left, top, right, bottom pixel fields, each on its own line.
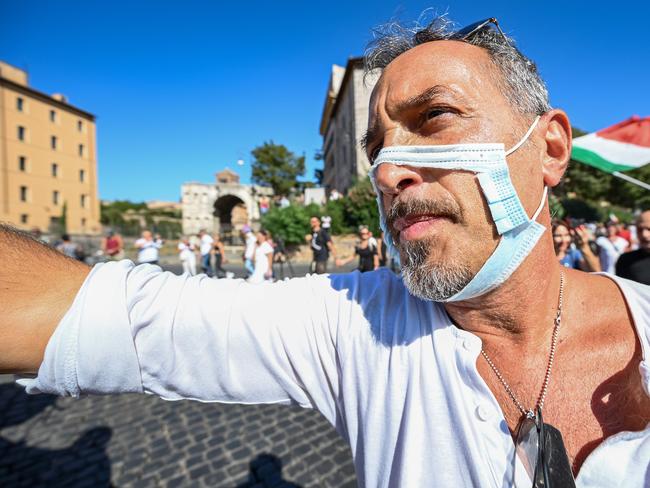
left=371, top=40, right=494, bottom=108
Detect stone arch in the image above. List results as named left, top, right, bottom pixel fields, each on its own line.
left=214, top=194, right=249, bottom=243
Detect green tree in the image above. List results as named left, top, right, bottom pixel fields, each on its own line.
left=251, top=142, right=305, bottom=196
left=60, top=201, right=68, bottom=234
left=261, top=203, right=320, bottom=246
left=343, top=178, right=381, bottom=235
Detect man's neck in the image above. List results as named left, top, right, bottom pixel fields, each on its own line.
left=443, top=236, right=563, bottom=350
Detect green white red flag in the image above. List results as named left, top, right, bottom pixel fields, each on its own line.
left=571, top=115, right=650, bottom=173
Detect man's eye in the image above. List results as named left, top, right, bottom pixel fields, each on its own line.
left=425, top=108, right=446, bottom=120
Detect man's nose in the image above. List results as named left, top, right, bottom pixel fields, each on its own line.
left=373, top=162, right=424, bottom=197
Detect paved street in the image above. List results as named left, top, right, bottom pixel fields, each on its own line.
left=0, top=265, right=362, bottom=487
left=0, top=374, right=356, bottom=487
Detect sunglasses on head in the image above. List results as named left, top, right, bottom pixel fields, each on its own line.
left=450, top=17, right=510, bottom=46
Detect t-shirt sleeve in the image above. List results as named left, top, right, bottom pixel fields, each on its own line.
left=20, top=261, right=355, bottom=422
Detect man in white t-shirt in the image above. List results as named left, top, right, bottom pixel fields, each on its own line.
left=134, top=230, right=162, bottom=265
left=177, top=236, right=197, bottom=276
left=247, top=229, right=274, bottom=284
left=241, top=225, right=257, bottom=277
left=2, top=14, right=650, bottom=488
left=596, top=221, right=630, bottom=273
left=198, top=229, right=214, bottom=277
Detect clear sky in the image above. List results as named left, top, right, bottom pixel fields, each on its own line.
left=1, top=1, right=648, bottom=202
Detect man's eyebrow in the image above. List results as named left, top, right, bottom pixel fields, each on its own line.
left=393, top=84, right=458, bottom=114
left=360, top=85, right=460, bottom=151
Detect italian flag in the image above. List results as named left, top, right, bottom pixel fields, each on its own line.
left=571, top=115, right=650, bottom=173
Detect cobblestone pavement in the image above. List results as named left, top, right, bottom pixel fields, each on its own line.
left=0, top=375, right=357, bottom=487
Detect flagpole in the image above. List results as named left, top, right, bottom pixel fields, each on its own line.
left=612, top=171, right=650, bottom=191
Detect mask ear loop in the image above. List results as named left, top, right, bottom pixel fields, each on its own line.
left=532, top=186, right=548, bottom=221
left=505, top=116, right=541, bottom=156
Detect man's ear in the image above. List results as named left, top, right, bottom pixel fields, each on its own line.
left=541, top=109, right=572, bottom=187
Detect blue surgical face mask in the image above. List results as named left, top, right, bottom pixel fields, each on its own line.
left=368, top=116, right=546, bottom=301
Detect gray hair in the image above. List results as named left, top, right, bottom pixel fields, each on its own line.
left=364, top=14, right=551, bottom=116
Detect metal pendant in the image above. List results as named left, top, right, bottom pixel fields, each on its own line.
left=515, top=408, right=575, bottom=487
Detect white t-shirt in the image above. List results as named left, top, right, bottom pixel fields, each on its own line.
left=21, top=266, right=650, bottom=488
left=596, top=236, right=628, bottom=273
left=244, top=232, right=257, bottom=260
left=199, top=234, right=214, bottom=256
left=178, top=242, right=195, bottom=262
left=135, top=238, right=161, bottom=263
left=248, top=241, right=274, bottom=284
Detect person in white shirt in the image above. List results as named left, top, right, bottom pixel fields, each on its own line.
left=177, top=236, right=197, bottom=276
left=596, top=221, right=630, bottom=273
left=198, top=229, right=214, bottom=277
left=2, top=13, right=650, bottom=488
left=247, top=229, right=274, bottom=284
left=241, top=225, right=257, bottom=277
left=134, top=230, right=162, bottom=265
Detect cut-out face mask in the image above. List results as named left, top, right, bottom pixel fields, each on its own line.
left=369, top=116, right=547, bottom=301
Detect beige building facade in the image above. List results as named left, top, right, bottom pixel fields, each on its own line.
left=319, top=58, right=379, bottom=195
left=0, top=61, right=100, bottom=234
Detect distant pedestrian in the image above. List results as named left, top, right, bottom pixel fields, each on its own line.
left=56, top=234, right=82, bottom=261
left=336, top=225, right=379, bottom=272
left=616, top=210, right=650, bottom=285
left=135, top=230, right=162, bottom=265
left=259, top=195, right=270, bottom=215
left=552, top=220, right=600, bottom=272
left=242, top=226, right=256, bottom=277
left=102, top=231, right=124, bottom=260
left=178, top=236, right=197, bottom=276
left=248, top=229, right=274, bottom=284
left=198, top=229, right=214, bottom=277
left=596, top=221, right=629, bottom=273
left=305, top=216, right=336, bottom=274
left=212, top=233, right=227, bottom=278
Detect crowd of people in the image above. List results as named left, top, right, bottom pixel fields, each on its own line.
left=552, top=210, right=650, bottom=285
left=41, top=209, right=650, bottom=290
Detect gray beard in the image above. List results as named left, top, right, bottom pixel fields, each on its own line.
left=399, top=238, right=473, bottom=301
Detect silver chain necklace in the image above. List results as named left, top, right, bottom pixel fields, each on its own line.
left=480, top=272, right=565, bottom=420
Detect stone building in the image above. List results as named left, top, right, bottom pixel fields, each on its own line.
left=319, top=58, right=379, bottom=196
left=181, top=169, right=272, bottom=239
left=0, top=60, right=100, bottom=234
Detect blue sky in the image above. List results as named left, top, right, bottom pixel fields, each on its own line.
left=2, top=1, right=649, bottom=202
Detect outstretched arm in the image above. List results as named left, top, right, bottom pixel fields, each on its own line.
left=0, top=224, right=89, bottom=373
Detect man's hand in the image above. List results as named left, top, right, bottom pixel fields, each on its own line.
left=0, top=224, right=89, bottom=373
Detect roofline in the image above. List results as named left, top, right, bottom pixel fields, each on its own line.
left=0, top=76, right=96, bottom=120
left=319, top=56, right=364, bottom=136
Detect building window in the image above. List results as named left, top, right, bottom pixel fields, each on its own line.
left=53, top=191, right=60, bottom=205
left=79, top=169, right=85, bottom=182
left=80, top=194, right=87, bottom=208
left=51, top=163, right=59, bottom=177
left=50, top=110, right=57, bottom=122
left=77, top=120, right=83, bottom=132
left=78, top=144, right=85, bottom=157
left=20, top=186, right=28, bottom=202
left=17, top=97, right=24, bottom=112
left=18, top=126, right=26, bottom=141
left=20, top=214, right=28, bottom=224
left=51, top=136, right=58, bottom=149
left=18, top=156, right=27, bottom=172
left=81, top=217, right=87, bottom=228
